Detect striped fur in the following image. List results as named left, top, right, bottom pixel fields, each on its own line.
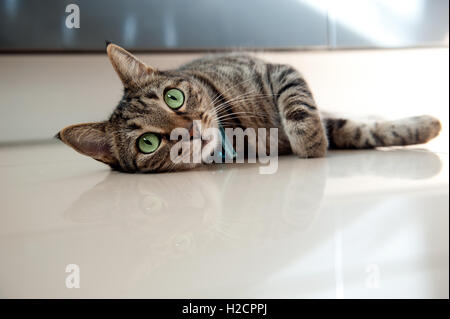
left=324, top=115, right=442, bottom=149
left=57, top=44, right=442, bottom=173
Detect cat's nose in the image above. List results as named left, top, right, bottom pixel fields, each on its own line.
left=188, top=120, right=202, bottom=139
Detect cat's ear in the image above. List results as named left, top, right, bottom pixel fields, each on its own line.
left=56, top=122, right=118, bottom=166
left=106, top=43, right=155, bottom=89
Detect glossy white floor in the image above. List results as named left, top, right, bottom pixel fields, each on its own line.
left=0, top=48, right=448, bottom=298
left=0, top=140, right=448, bottom=298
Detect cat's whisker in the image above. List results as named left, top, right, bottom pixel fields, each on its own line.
left=208, top=77, right=256, bottom=106
left=215, top=110, right=266, bottom=118
left=215, top=110, right=265, bottom=121
left=207, top=78, right=254, bottom=108
left=211, top=90, right=260, bottom=112
left=210, top=88, right=275, bottom=111
left=213, top=92, right=279, bottom=109
left=213, top=95, right=275, bottom=115
left=216, top=113, right=265, bottom=122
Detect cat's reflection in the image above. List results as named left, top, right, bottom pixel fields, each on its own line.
left=327, top=148, right=442, bottom=179
left=62, top=149, right=442, bottom=295
left=63, top=157, right=328, bottom=294
left=64, top=157, right=328, bottom=240
left=64, top=148, right=442, bottom=242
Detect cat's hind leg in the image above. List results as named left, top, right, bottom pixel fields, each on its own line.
left=271, top=65, right=328, bottom=158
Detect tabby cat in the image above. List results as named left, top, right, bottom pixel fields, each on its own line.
left=57, top=43, right=442, bottom=173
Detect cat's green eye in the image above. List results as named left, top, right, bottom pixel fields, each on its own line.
left=138, top=133, right=161, bottom=154
left=164, top=88, right=184, bottom=109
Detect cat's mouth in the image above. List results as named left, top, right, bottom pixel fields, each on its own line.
left=189, top=135, right=213, bottom=148
left=186, top=119, right=235, bottom=162
left=185, top=120, right=220, bottom=162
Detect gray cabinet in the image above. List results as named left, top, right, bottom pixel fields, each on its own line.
left=0, top=0, right=448, bottom=50
left=330, top=0, right=449, bottom=48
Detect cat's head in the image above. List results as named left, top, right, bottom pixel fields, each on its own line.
left=57, top=44, right=219, bottom=173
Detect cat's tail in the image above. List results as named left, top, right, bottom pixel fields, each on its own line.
left=322, top=114, right=441, bottom=149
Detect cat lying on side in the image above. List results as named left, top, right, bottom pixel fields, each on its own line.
left=57, top=43, right=441, bottom=173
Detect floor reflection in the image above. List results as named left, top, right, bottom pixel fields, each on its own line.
left=64, top=149, right=442, bottom=243
left=327, top=149, right=442, bottom=179
left=59, top=149, right=444, bottom=297
left=64, top=155, right=329, bottom=238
